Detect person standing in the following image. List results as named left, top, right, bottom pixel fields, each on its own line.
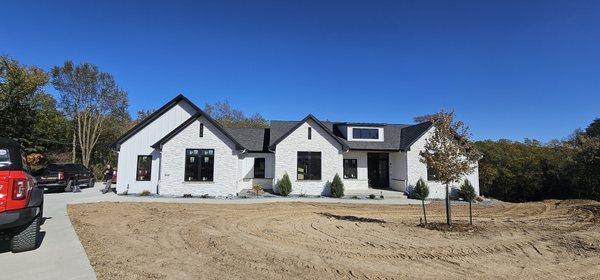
left=101, top=164, right=113, bottom=194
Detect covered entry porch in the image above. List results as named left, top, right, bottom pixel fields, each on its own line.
left=342, top=150, right=407, bottom=192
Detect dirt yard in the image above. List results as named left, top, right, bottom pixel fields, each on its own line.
left=68, top=200, right=600, bottom=280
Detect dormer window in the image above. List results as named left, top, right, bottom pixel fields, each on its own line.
left=352, top=128, right=378, bottom=139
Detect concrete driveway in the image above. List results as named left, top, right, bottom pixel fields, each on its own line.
left=0, top=185, right=102, bottom=280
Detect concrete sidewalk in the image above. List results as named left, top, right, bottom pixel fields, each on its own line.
left=0, top=183, right=423, bottom=280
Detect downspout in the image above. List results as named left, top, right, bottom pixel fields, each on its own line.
left=237, top=149, right=248, bottom=195
left=156, top=145, right=161, bottom=195
left=402, top=148, right=409, bottom=192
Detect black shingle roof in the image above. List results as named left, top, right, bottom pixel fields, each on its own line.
left=224, top=128, right=270, bottom=152
left=260, top=118, right=432, bottom=151
left=269, top=121, right=298, bottom=145
left=116, top=94, right=433, bottom=152
left=399, top=121, right=433, bottom=150
left=341, top=124, right=409, bottom=151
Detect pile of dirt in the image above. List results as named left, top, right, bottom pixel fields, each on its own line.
left=69, top=200, right=600, bottom=280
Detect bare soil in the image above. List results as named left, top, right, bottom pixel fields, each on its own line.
left=68, top=200, right=600, bottom=280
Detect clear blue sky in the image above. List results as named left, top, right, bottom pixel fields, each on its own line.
left=2, top=0, right=599, bottom=141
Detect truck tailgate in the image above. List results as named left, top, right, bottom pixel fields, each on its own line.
left=0, top=171, right=9, bottom=213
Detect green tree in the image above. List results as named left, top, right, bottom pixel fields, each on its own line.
left=418, top=110, right=479, bottom=225
left=475, top=139, right=573, bottom=202
left=585, top=118, right=600, bottom=138
left=204, top=100, right=269, bottom=128
left=91, top=113, right=132, bottom=169
left=460, top=179, right=477, bottom=225
left=570, top=134, right=600, bottom=200
left=0, top=56, right=48, bottom=148
left=412, top=178, right=430, bottom=225
left=51, top=61, right=129, bottom=167
left=330, top=173, right=344, bottom=198
left=278, top=173, right=292, bottom=196
left=30, top=92, right=71, bottom=156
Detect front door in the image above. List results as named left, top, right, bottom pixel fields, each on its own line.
left=367, top=153, right=389, bottom=189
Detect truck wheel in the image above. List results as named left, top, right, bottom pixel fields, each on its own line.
left=88, top=179, right=95, bottom=188
left=10, top=212, right=40, bottom=253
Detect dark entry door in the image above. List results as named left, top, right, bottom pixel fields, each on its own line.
left=367, top=153, right=389, bottom=189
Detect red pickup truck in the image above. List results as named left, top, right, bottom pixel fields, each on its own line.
left=0, top=138, right=44, bottom=252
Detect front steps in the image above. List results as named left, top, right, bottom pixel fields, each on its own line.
left=344, top=189, right=408, bottom=199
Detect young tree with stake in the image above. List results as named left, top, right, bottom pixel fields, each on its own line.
left=460, top=179, right=477, bottom=225
left=418, top=110, right=479, bottom=226
left=413, top=178, right=430, bottom=225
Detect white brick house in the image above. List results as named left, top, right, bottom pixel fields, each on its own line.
left=114, top=94, right=479, bottom=199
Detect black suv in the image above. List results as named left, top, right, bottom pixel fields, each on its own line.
left=34, top=163, right=95, bottom=192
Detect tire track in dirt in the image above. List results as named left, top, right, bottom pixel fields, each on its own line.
left=69, top=200, right=600, bottom=280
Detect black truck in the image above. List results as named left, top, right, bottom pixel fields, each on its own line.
left=34, top=163, right=95, bottom=192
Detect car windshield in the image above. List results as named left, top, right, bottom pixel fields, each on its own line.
left=74, top=164, right=88, bottom=172
left=0, top=148, right=11, bottom=168
left=45, top=164, right=63, bottom=171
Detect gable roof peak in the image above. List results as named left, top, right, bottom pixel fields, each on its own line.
left=151, top=113, right=245, bottom=150
left=113, top=93, right=201, bottom=149
left=268, top=114, right=348, bottom=151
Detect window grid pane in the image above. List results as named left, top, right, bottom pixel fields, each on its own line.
left=185, top=149, right=214, bottom=182
left=352, top=128, right=379, bottom=139
left=343, top=159, right=357, bottom=179
left=297, top=152, right=321, bottom=180
left=136, top=155, right=152, bottom=181
left=427, top=164, right=437, bottom=181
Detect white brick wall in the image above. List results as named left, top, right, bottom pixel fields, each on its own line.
left=390, top=151, right=408, bottom=191
left=116, top=101, right=196, bottom=194
left=342, top=151, right=369, bottom=190
left=274, top=120, right=344, bottom=196
left=159, top=116, right=240, bottom=197
left=237, top=152, right=275, bottom=190
left=406, top=127, right=480, bottom=199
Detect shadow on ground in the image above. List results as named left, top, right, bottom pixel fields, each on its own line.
left=317, top=212, right=387, bottom=223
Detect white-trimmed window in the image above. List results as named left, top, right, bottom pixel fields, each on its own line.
left=352, top=128, right=379, bottom=139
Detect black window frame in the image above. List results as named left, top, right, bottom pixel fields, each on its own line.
left=253, top=158, right=266, bottom=179
left=0, top=148, right=11, bottom=168
left=427, top=164, right=438, bottom=181
left=199, top=123, right=204, bottom=137
left=308, top=127, right=312, bottom=139
left=297, top=152, right=321, bottom=181
left=184, top=149, right=214, bottom=182
left=352, top=128, right=379, bottom=139
left=343, top=159, right=358, bottom=179
left=136, top=155, right=152, bottom=181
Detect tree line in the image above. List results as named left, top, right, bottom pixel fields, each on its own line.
left=476, top=118, right=600, bottom=202
left=2, top=55, right=597, bottom=202
left=0, top=56, right=268, bottom=176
